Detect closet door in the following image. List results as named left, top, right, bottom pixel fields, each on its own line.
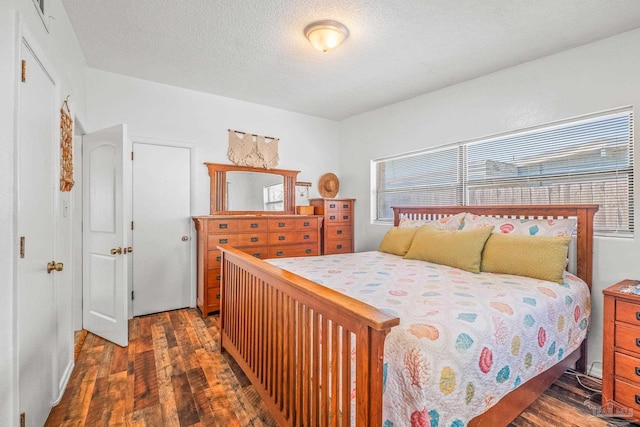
left=17, top=38, right=58, bottom=427
left=132, top=142, right=191, bottom=316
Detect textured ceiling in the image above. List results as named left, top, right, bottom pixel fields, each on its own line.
left=62, top=0, right=640, bottom=120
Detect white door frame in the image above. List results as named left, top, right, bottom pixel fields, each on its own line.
left=129, top=135, right=197, bottom=317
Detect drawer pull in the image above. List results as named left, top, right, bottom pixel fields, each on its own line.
left=636, top=311, right=640, bottom=321
left=330, top=204, right=336, bottom=208
left=636, top=338, right=640, bottom=347
left=216, top=275, right=221, bottom=280
left=303, top=221, right=310, bottom=226
left=253, top=253, right=261, bottom=258
left=636, top=395, right=640, bottom=405
left=276, top=251, right=284, bottom=256
left=218, top=223, right=228, bottom=229
left=635, top=367, right=640, bottom=376
left=216, top=293, right=220, bottom=299
left=305, top=248, right=312, bottom=254
left=278, top=236, right=286, bottom=241
left=278, top=222, right=285, bottom=227
left=251, top=223, right=258, bottom=228
left=219, top=238, right=228, bottom=244
left=342, top=204, right=349, bottom=209
left=330, top=215, right=336, bottom=220
left=251, top=237, right=259, bottom=242
left=303, top=234, right=310, bottom=239
left=343, top=215, right=349, bottom=220
left=216, top=256, right=221, bottom=262
left=337, top=230, right=343, bottom=235
left=337, top=244, right=343, bottom=249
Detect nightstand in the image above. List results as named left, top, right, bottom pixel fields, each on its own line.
left=602, top=279, right=640, bottom=421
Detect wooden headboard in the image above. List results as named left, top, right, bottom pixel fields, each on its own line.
left=392, top=204, right=599, bottom=289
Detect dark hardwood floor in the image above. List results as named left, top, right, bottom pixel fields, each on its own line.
left=46, top=308, right=619, bottom=426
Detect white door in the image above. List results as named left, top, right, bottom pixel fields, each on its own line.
left=133, top=143, right=191, bottom=316
left=17, top=40, right=57, bottom=427
left=82, top=125, right=131, bottom=347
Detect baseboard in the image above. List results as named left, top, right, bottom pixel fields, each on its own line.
left=52, top=359, right=74, bottom=406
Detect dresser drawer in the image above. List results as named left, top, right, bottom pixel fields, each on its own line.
left=617, top=300, right=640, bottom=325
left=208, top=219, right=239, bottom=233
left=615, top=323, right=640, bottom=354
left=237, top=219, right=268, bottom=232
left=208, top=234, right=240, bottom=249
left=326, top=224, right=352, bottom=240
left=326, top=212, right=351, bottom=223
left=268, top=245, right=318, bottom=258
left=326, top=200, right=353, bottom=212
left=325, top=240, right=352, bottom=255
left=207, top=268, right=221, bottom=288
left=237, top=233, right=268, bottom=246
left=615, top=351, right=640, bottom=384
left=239, top=246, right=268, bottom=260
left=269, top=217, right=318, bottom=230
left=268, top=231, right=318, bottom=245
left=207, top=250, right=222, bottom=268
left=206, top=287, right=221, bottom=312
left=614, top=378, right=640, bottom=419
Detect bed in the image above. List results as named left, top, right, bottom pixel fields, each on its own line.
left=218, top=204, right=598, bottom=426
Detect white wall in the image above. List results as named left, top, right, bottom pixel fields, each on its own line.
left=0, top=0, right=86, bottom=424
left=340, top=28, right=640, bottom=377
left=86, top=69, right=341, bottom=215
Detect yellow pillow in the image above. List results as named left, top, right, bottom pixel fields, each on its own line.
left=378, top=227, right=418, bottom=256
left=481, top=233, right=571, bottom=284
left=403, top=225, right=494, bottom=273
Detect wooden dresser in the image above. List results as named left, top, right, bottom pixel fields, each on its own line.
left=309, top=198, right=355, bottom=255
left=603, top=279, right=640, bottom=421
left=192, top=215, right=322, bottom=317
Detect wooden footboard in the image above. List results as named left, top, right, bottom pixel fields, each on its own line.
left=219, top=245, right=400, bottom=427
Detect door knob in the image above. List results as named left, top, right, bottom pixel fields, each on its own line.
left=127, top=246, right=133, bottom=253
left=110, top=247, right=122, bottom=255
left=181, top=236, right=189, bottom=241
left=47, top=261, right=63, bottom=274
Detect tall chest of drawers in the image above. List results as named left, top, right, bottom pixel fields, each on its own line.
left=193, top=215, right=322, bottom=317
left=309, top=198, right=355, bottom=255
left=603, top=279, right=640, bottom=421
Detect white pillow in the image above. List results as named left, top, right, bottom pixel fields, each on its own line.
left=461, top=214, right=576, bottom=237
left=398, top=212, right=466, bottom=231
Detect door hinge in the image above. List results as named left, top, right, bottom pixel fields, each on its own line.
left=21, top=60, right=26, bottom=82
left=131, top=221, right=134, bottom=230
left=131, top=151, right=134, bottom=160
left=19, top=236, right=25, bottom=258
left=131, top=291, right=134, bottom=300
left=20, top=412, right=25, bottom=427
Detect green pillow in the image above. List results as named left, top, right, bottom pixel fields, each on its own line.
left=378, top=227, right=418, bottom=256
left=481, top=233, right=571, bottom=284
left=404, top=225, right=494, bottom=273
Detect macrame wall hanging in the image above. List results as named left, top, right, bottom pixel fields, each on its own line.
left=227, top=129, right=279, bottom=169
left=60, top=97, right=74, bottom=192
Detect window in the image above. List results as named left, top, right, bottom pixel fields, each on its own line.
left=263, top=183, right=284, bottom=211
left=372, top=109, right=634, bottom=235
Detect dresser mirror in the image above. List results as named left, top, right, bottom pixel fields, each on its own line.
left=205, top=163, right=299, bottom=215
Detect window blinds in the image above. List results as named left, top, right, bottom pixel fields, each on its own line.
left=373, top=109, right=634, bottom=234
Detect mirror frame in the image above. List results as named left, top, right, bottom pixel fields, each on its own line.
left=205, top=162, right=299, bottom=215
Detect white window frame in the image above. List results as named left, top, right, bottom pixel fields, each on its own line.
left=371, top=108, right=634, bottom=237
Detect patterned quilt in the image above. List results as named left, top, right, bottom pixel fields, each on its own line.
left=268, top=251, right=590, bottom=427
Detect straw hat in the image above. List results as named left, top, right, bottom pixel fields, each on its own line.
left=318, top=173, right=339, bottom=198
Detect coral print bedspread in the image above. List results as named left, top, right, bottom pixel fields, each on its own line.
left=268, top=251, right=590, bottom=427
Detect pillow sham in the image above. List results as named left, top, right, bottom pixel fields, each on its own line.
left=398, top=212, right=466, bottom=231
left=461, top=214, right=576, bottom=237
left=403, top=224, right=494, bottom=273
left=378, top=227, right=418, bottom=256
left=481, top=233, right=571, bottom=284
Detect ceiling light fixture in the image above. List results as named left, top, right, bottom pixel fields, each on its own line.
left=304, top=20, right=349, bottom=53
